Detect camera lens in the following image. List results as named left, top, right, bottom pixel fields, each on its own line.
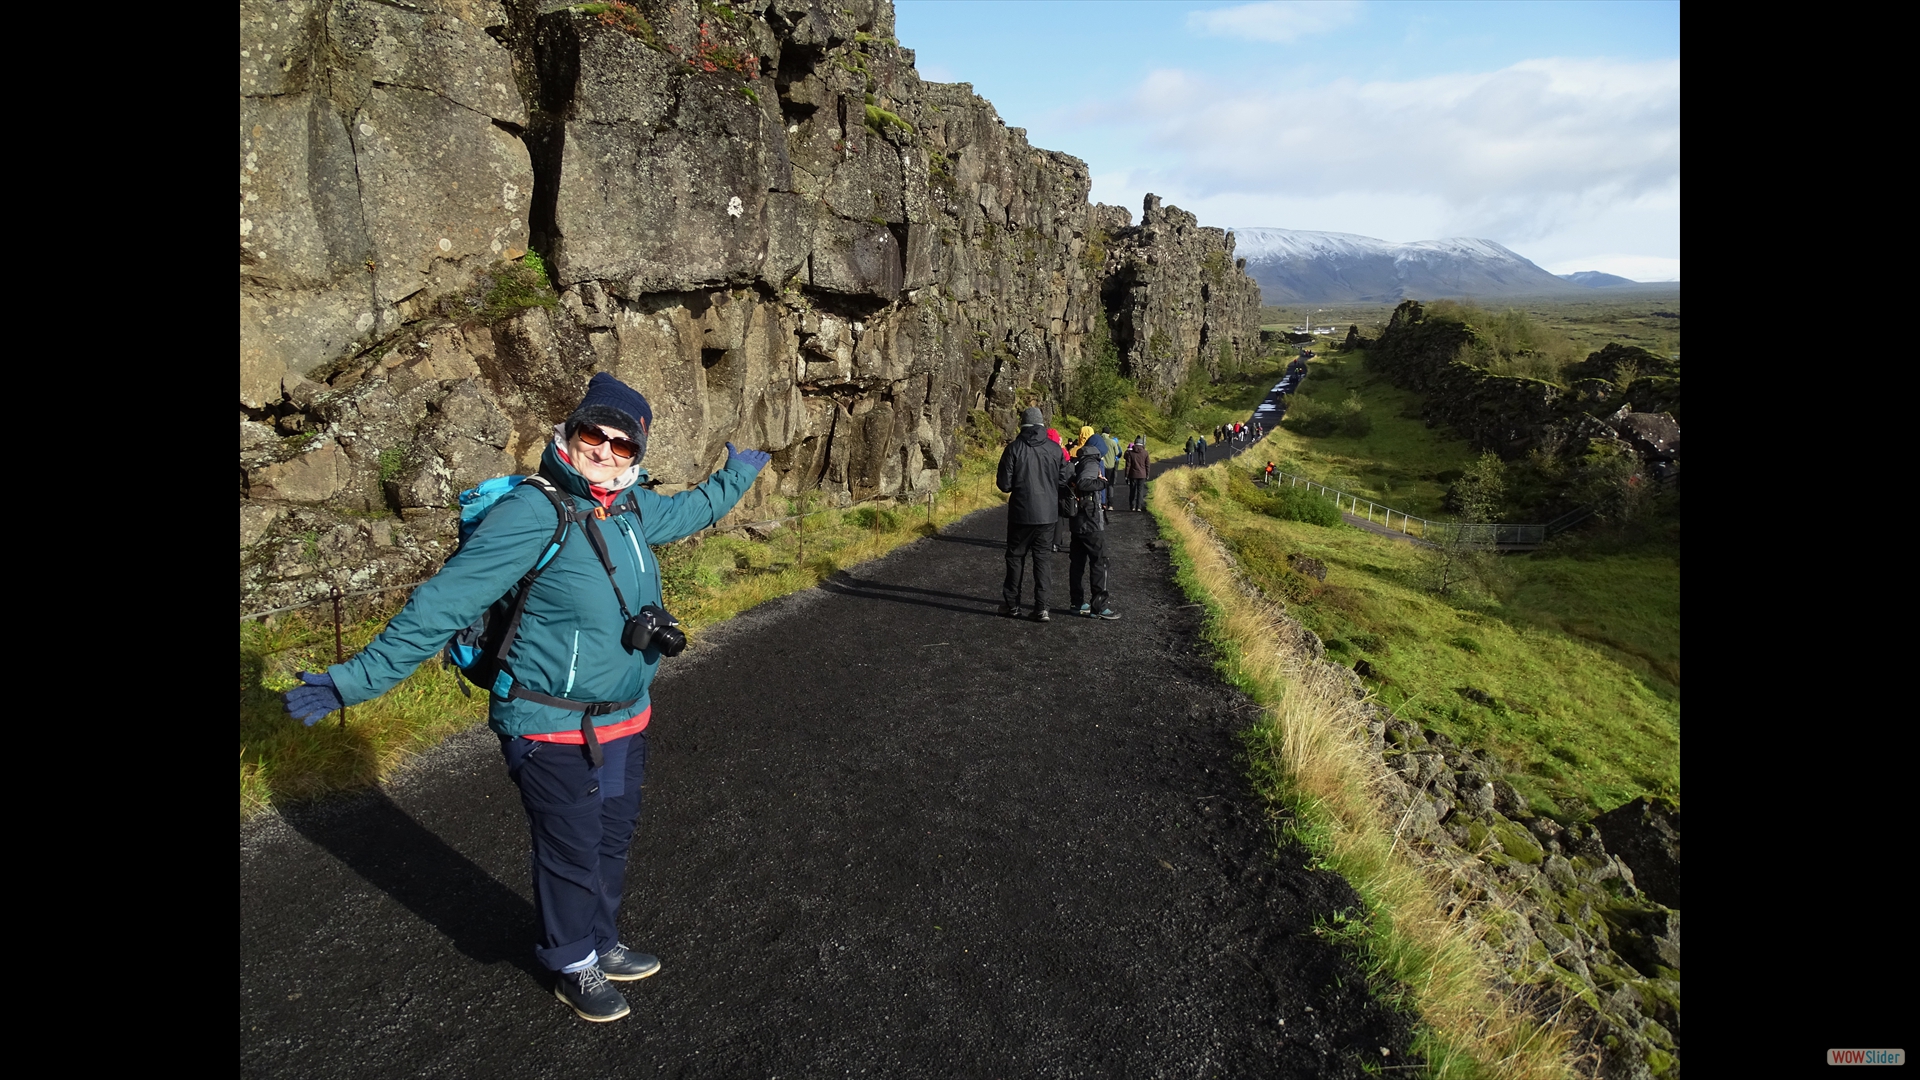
left=655, top=624, right=687, bottom=657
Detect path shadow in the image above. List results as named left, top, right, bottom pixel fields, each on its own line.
left=281, top=789, right=541, bottom=979
left=926, top=532, right=1004, bottom=550
left=819, top=573, right=1004, bottom=618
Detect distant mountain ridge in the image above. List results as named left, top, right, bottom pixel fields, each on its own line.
left=1229, top=228, right=1596, bottom=304
left=1558, top=271, right=1642, bottom=288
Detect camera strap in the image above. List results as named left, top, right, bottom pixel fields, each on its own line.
left=577, top=504, right=638, bottom=623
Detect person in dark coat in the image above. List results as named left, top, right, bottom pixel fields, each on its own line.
left=1066, top=443, right=1119, bottom=619
left=996, top=407, right=1071, bottom=621
left=1124, top=437, right=1150, bottom=511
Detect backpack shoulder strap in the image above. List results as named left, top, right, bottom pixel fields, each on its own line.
left=486, top=476, right=580, bottom=669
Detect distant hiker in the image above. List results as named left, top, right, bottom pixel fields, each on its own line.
left=1124, top=437, right=1150, bottom=511
left=1195, top=434, right=1207, bottom=465
left=1261, top=460, right=1276, bottom=486
left=1066, top=442, right=1119, bottom=620
left=1098, top=426, right=1122, bottom=509
left=997, top=406, right=1071, bottom=621
left=282, top=372, right=771, bottom=1024
left=1046, top=427, right=1070, bottom=552
left=1183, top=435, right=1196, bottom=466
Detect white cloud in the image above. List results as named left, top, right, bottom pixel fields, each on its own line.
left=1187, top=1, right=1362, bottom=44
left=1095, top=57, right=1678, bottom=256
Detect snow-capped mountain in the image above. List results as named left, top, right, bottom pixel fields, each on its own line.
left=1227, top=228, right=1581, bottom=304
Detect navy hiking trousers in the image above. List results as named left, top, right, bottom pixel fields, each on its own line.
left=500, top=731, right=649, bottom=973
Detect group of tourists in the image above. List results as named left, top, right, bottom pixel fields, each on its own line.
left=1183, top=434, right=1207, bottom=466
left=998, top=410, right=1144, bottom=622
left=1216, top=420, right=1253, bottom=445
left=1183, top=419, right=1266, bottom=467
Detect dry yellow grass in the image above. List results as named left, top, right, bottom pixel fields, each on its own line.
left=1151, top=464, right=1577, bottom=1080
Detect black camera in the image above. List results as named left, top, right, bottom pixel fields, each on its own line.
left=623, top=604, right=687, bottom=657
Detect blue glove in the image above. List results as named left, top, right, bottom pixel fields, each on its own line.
left=284, top=671, right=345, bottom=726
left=726, top=442, right=772, bottom=474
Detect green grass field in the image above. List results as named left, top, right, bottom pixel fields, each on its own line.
left=1195, top=466, right=1679, bottom=819
left=1192, top=337, right=1680, bottom=817
left=1259, top=350, right=1476, bottom=518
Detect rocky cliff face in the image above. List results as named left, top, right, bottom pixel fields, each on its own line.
left=239, top=0, right=1260, bottom=611
left=1096, top=196, right=1263, bottom=400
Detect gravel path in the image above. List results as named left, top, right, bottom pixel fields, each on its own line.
left=241, top=478, right=1415, bottom=1078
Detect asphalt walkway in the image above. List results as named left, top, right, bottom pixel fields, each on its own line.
left=240, top=464, right=1413, bottom=1078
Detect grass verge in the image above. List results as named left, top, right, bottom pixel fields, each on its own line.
left=1151, top=464, right=1575, bottom=1080
left=1204, top=462, right=1679, bottom=818
left=239, top=443, right=1007, bottom=818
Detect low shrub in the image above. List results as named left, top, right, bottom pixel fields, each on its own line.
left=844, top=506, right=901, bottom=532
left=1268, top=486, right=1343, bottom=527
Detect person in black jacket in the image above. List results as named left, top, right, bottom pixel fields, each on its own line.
left=996, top=407, right=1071, bottom=621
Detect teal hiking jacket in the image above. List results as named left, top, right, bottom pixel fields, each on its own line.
left=327, top=440, right=757, bottom=737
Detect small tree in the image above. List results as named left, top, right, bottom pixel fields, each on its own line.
left=1450, top=451, right=1507, bottom=522
left=1339, top=391, right=1372, bottom=437
left=1424, top=451, right=1507, bottom=597
left=1069, top=317, right=1133, bottom=428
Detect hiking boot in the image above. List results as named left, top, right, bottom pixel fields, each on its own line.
left=556, top=965, right=630, bottom=1022
left=1000, top=603, right=1024, bottom=618
left=1033, top=608, right=1050, bottom=622
left=600, top=944, right=661, bottom=981
left=1076, top=603, right=1092, bottom=617
left=1094, top=608, right=1121, bottom=620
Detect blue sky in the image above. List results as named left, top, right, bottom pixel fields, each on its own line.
left=895, top=1, right=1680, bottom=280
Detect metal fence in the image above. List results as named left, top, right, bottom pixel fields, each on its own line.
left=1259, top=468, right=1548, bottom=546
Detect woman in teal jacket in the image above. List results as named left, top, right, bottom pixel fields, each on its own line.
left=285, top=373, right=769, bottom=1023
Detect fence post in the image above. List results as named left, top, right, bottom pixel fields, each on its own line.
left=330, top=584, right=349, bottom=729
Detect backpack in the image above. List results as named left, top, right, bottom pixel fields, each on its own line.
left=1059, top=458, right=1100, bottom=518
left=443, top=474, right=639, bottom=699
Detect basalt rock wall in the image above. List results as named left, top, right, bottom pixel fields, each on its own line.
left=1368, top=300, right=1682, bottom=471
left=239, top=0, right=1261, bottom=611
left=1096, top=195, right=1264, bottom=401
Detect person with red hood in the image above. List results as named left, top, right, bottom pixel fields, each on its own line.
left=1046, top=427, right=1070, bottom=551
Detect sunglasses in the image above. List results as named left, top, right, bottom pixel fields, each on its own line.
left=573, top=422, right=642, bottom=460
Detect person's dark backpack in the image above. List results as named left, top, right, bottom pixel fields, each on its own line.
left=1060, top=458, right=1102, bottom=519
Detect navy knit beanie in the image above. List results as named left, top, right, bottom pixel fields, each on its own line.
left=568, top=373, right=652, bottom=437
